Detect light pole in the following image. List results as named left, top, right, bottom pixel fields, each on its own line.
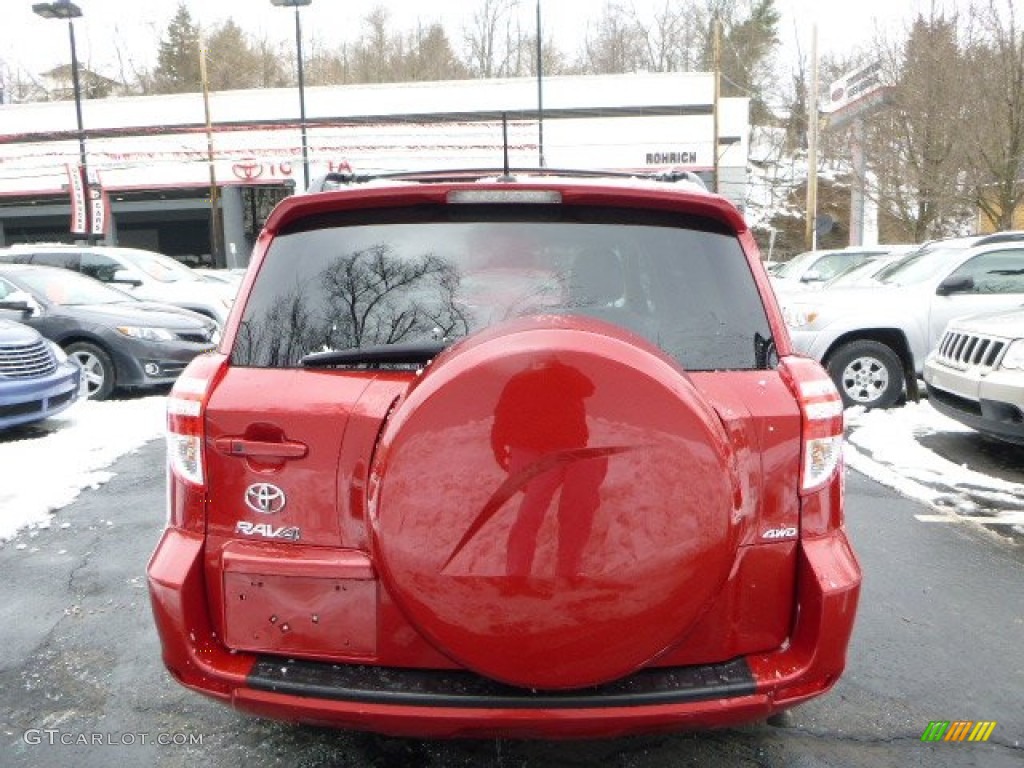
left=271, top=0, right=311, bottom=191
left=33, top=0, right=94, bottom=243
left=535, top=0, right=545, bottom=168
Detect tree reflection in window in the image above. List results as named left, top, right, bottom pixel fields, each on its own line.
left=234, top=244, right=471, bottom=367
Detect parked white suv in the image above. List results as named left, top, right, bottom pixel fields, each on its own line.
left=0, top=245, right=234, bottom=327
left=780, top=232, right=1024, bottom=408
left=924, top=308, right=1024, bottom=445
left=770, top=245, right=913, bottom=288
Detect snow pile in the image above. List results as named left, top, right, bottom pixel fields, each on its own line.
left=0, top=396, right=167, bottom=542
left=844, top=401, right=1024, bottom=518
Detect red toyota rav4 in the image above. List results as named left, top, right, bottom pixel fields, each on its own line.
left=147, top=169, right=861, bottom=739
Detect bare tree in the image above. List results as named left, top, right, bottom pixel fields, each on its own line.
left=304, top=37, right=351, bottom=86
left=861, top=10, right=972, bottom=241
left=640, top=1, right=703, bottom=72
left=463, top=0, right=520, bottom=78
left=351, top=6, right=402, bottom=83
left=580, top=3, right=647, bottom=74
left=963, top=0, right=1024, bottom=231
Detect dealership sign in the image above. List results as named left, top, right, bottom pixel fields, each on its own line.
left=827, top=61, right=884, bottom=113
left=86, top=167, right=110, bottom=237
left=825, top=61, right=893, bottom=129
left=65, top=164, right=87, bottom=235
left=64, top=164, right=110, bottom=237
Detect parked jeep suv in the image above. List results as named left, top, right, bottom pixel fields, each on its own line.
left=924, top=308, right=1024, bottom=445
left=147, top=169, right=860, bottom=738
left=781, top=232, right=1024, bottom=408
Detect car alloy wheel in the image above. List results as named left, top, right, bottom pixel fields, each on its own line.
left=66, top=341, right=116, bottom=400
left=827, top=340, right=904, bottom=409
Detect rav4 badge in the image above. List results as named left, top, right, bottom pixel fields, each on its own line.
left=235, top=521, right=301, bottom=541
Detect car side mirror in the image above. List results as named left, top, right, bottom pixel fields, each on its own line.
left=112, top=269, right=144, bottom=288
left=0, top=290, right=41, bottom=317
left=936, top=275, right=974, bottom=296
left=800, top=269, right=824, bottom=283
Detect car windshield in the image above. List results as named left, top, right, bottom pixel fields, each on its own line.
left=234, top=205, right=773, bottom=371
left=824, top=255, right=903, bottom=287
left=772, top=249, right=823, bottom=278
left=119, top=250, right=202, bottom=283
left=822, top=260, right=877, bottom=287
left=875, top=245, right=969, bottom=286
left=9, top=268, right=134, bottom=306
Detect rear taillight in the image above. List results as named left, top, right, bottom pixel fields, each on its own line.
left=166, top=353, right=226, bottom=528
left=780, top=356, right=844, bottom=495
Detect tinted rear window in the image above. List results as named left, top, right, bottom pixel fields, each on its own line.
left=233, top=204, right=772, bottom=370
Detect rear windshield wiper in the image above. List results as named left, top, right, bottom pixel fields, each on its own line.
left=301, top=340, right=450, bottom=368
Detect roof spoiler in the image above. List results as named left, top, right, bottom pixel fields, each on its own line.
left=305, top=167, right=709, bottom=193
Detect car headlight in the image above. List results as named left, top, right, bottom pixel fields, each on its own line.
left=116, top=325, right=176, bottom=342
left=782, top=304, right=820, bottom=328
left=1000, top=339, right=1024, bottom=370
left=48, top=341, right=69, bottom=364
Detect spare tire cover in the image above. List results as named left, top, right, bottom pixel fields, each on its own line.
left=368, top=317, right=740, bottom=689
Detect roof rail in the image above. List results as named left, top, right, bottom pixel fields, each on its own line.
left=974, top=230, right=1024, bottom=245
left=305, top=167, right=709, bottom=193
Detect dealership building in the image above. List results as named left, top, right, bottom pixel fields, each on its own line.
left=0, top=72, right=749, bottom=268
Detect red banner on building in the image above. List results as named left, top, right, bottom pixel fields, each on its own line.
left=66, top=163, right=87, bottom=235
left=85, top=167, right=110, bottom=237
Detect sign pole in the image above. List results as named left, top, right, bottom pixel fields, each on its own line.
left=805, top=24, right=819, bottom=251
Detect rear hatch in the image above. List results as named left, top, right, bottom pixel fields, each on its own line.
left=202, top=182, right=803, bottom=688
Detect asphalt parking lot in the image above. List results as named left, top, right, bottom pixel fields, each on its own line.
left=0, top=393, right=1021, bottom=767
left=0, top=440, right=1021, bottom=767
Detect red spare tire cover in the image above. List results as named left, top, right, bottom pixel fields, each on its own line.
left=368, top=316, right=740, bottom=689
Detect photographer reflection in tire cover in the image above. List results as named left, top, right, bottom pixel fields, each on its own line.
left=490, top=358, right=609, bottom=580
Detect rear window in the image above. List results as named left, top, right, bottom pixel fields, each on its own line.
left=233, top=204, right=772, bottom=371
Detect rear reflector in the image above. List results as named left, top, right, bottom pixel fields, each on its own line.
left=446, top=189, right=562, bottom=204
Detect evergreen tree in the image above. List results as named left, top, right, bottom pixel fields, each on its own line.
left=402, top=24, right=469, bottom=82
left=206, top=20, right=288, bottom=90
left=704, top=0, right=781, bottom=127
left=151, top=2, right=201, bottom=94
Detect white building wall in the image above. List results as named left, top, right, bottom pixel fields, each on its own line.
left=0, top=73, right=749, bottom=202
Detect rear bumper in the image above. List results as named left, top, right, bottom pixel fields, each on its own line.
left=147, top=527, right=860, bottom=738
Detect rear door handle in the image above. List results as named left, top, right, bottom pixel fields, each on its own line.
left=213, top=436, right=308, bottom=460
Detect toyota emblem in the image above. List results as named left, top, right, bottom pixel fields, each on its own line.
left=244, top=483, right=287, bottom=514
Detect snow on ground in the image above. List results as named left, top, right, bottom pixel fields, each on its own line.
left=0, top=394, right=1021, bottom=544
left=844, top=402, right=1024, bottom=526
left=0, top=395, right=166, bottom=543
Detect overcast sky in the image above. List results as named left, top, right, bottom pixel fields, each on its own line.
left=0, top=0, right=947, bottom=82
